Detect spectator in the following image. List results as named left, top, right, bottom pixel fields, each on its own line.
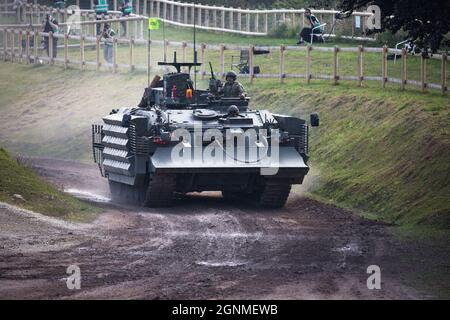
left=101, top=24, right=115, bottom=65
left=94, top=0, right=109, bottom=35
left=297, top=8, right=323, bottom=44
left=13, top=0, right=24, bottom=22
left=118, top=0, right=133, bottom=37
left=42, top=14, right=59, bottom=59
left=53, top=0, right=65, bottom=9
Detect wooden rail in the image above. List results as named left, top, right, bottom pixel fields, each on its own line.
left=0, top=25, right=447, bottom=95
left=3, top=1, right=375, bottom=40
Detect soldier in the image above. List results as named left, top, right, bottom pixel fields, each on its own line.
left=221, top=71, right=245, bottom=98
left=94, top=0, right=109, bottom=35
left=119, top=0, right=133, bottom=37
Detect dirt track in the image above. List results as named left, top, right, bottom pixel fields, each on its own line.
left=0, top=158, right=438, bottom=299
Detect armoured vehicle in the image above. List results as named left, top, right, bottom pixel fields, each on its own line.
left=92, top=55, right=319, bottom=208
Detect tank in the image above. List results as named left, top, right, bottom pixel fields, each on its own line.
left=92, top=56, right=319, bottom=208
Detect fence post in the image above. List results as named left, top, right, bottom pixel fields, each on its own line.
left=200, top=43, right=206, bottom=79
left=264, top=13, right=268, bottom=34
left=48, top=31, right=53, bottom=65
left=306, top=45, right=311, bottom=84
left=93, top=35, right=100, bottom=71
left=17, top=30, right=22, bottom=64
left=182, top=41, right=187, bottom=62
left=237, top=8, right=241, bottom=31
left=249, top=45, right=254, bottom=83
left=221, top=7, right=225, bottom=29
left=382, top=45, right=387, bottom=88
left=255, top=13, right=259, bottom=33
left=80, top=35, right=85, bottom=70
left=357, top=45, right=363, bottom=87
left=113, top=37, right=118, bottom=73
left=400, top=48, right=407, bottom=91
left=129, top=38, right=134, bottom=71
left=11, top=30, right=15, bottom=62
left=197, top=6, right=201, bottom=26
left=25, top=30, right=30, bottom=64
left=34, top=30, right=38, bottom=63
left=333, top=45, right=339, bottom=85
left=143, top=0, right=147, bottom=16
left=442, top=53, right=447, bottom=95
left=246, top=13, right=250, bottom=32
left=3, top=29, right=7, bottom=62
left=279, top=44, right=285, bottom=84
left=64, top=33, right=68, bottom=69
left=220, top=44, right=225, bottom=78
left=421, top=53, right=427, bottom=92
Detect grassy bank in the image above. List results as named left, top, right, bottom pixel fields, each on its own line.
left=0, top=147, right=99, bottom=222
left=250, top=81, right=450, bottom=228
left=0, top=61, right=448, bottom=228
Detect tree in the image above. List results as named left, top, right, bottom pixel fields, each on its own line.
left=339, top=0, right=450, bottom=52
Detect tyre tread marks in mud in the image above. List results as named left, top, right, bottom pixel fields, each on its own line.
left=258, top=179, right=292, bottom=208
left=144, top=174, right=176, bottom=207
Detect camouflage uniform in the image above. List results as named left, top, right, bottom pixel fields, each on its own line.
left=222, top=81, right=245, bottom=98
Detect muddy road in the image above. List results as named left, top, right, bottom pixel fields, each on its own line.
left=0, top=158, right=440, bottom=299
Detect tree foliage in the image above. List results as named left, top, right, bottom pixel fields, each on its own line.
left=339, top=0, right=450, bottom=51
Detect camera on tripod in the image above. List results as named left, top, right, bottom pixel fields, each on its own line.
left=334, top=11, right=350, bottom=20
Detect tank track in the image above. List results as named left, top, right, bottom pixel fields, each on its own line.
left=256, top=179, right=292, bottom=208
left=143, top=174, right=176, bottom=207
left=109, top=180, right=145, bottom=204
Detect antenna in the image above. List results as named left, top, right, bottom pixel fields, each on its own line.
left=163, top=12, right=167, bottom=62
left=193, top=1, right=198, bottom=103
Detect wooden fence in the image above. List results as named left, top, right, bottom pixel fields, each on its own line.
left=0, top=24, right=447, bottom=95
left=3, top=1, right=374, bottom=40
left=148, top=0, right=374, bottom=39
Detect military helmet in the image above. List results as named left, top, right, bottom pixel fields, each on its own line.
left=225, top=71, right=237, bottom=81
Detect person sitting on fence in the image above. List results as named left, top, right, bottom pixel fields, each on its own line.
left=94, top=0, right=109, bottom=35
left=220, top=71, right=246, bottom=99
left=42, top=14, right=60, bottom=59
left=119, top=0, right=133, bottom=37
left=101, top=24, right=116, bottom=65
left=297, top=8, right=323, bottom=45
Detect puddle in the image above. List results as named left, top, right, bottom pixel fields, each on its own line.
left=65, top=189, right=111, bottom=203
left=195, top=260, right=247, bottom=267
left=334, top=242, right=363, bottom=255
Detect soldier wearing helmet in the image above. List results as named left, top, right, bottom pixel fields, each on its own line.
left=220, top=71, right=245, bottom=98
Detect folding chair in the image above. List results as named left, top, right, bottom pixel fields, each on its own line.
left=231, top=49, right=250, bottom=73
left=310, top=23, right=327, bottom=44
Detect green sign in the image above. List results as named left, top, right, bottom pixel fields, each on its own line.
left=148, top=18, right=160, bottom=30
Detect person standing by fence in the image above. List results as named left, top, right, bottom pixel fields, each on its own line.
left=42, top=14, right=60, bottom=59
left=101, top=23, right=115, bottom=65
left=94, top=0, right=109, bottom=35
left=119, top=0, right=133, bottom=37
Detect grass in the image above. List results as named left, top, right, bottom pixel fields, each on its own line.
left=59, top=25, right=448, bottom=87
left=0, top=32, right=449, bottom=229
left=0, top=147, right=99, bottom=222
left=248, top=80, right=450, bottom=229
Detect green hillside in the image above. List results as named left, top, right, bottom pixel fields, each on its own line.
left=0, top=61, right=448, bottom=228
left=251, top=81, right=450, bottom=228
left=0, top=147, right=98, bottom=221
